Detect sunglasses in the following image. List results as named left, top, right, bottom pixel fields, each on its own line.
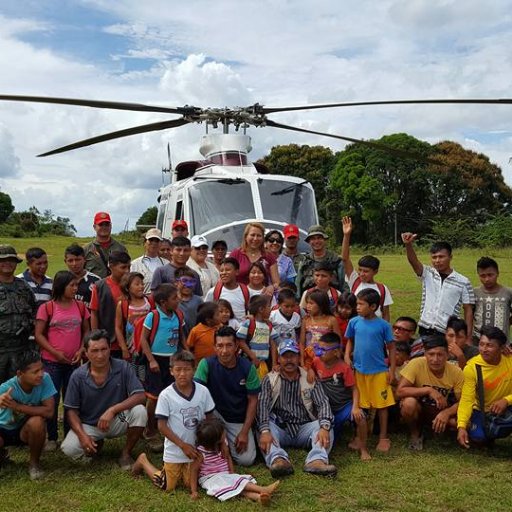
left=313, top=344, right=340, bottom=357
left=267, top=238, right=282, bottom=244
left=178, top=277, right=197, bottom=287
left=393, top=325, right=414, bottom=333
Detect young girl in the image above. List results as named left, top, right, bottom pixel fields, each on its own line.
left=187, top=302, right=221, bottom=364
left=248, top=261, right=276, bottom=307
left=115, top=272, right=152, bottom=378
left=35, top=270, right=90, bottom=450
left=217, top=299, right=241, bottom=331
left=190, top=417, right=280, bottom=504
left=335, top=292, right=357, bottom=349
left=300, top=290, right=341, bottom=370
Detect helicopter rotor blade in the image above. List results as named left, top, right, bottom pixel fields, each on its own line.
left=38, top=118, right=190, bottom=157
left=265, top=119, right=441, bottom=164
left=0, top=94, right=183, bottom=114
left=260, top=98, right=512, bottom=114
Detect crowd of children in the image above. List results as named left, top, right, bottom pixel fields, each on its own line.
left=2, top=215, right=512, bottom=502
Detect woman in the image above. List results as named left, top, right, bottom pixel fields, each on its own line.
left=265, top=229, right=297, bottom=284
left=130, top=228, right=166, bottom=295
left=230, top=222, right=279, bottom=292
left=187, top=235, right=220, bottom=298
left=209, top=239, right=228, bottom=272
left=159, top=238, right=172, bottom=263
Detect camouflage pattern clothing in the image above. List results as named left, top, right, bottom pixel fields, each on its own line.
left=83, top=239, right=127, bottom=279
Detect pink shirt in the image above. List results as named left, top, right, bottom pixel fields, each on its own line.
left=229, top=248, right=277, bottom=285
left=36, top=301, right=90, bottom=363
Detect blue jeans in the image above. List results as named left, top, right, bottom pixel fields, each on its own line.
left=42, top=359, right=77, bottom=441
left=333, top=401, right=353, bottom=440
left=262, top=418, right=333, bottom=467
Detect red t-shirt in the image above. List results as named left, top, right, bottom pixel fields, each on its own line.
left=229, top=248, right=277, bottom=285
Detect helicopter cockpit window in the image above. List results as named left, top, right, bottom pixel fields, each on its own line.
left=258, top=179, right=317, bottom=228
left=189, top=180, right=255, bottom=233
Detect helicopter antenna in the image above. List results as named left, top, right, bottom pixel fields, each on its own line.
left=162, top=142, right=172, bottom=185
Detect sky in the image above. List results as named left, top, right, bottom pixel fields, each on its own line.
left=0, top=0, right=512, bottom=235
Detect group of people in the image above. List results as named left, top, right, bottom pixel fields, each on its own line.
left=1, top=211, right=512, bottom=504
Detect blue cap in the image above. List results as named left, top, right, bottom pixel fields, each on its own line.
left=278, top=339, right=300, bottom=355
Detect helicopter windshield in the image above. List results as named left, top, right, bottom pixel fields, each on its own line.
left=189, top=179, right=255, bottom=233
left=258, top=179, right=317, bottom=228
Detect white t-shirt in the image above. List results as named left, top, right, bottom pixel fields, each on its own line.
left=248, top=286, right=277, bottom=308
left=155, top=382, right=215, bottom=463
left=269, top=308, right=301, bottom=344
left=205, top=285, right=248, bottom=322
left=347, top=270, right=393, bottom=317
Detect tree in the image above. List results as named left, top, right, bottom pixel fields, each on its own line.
left=137, top=206, right=158, bottom=228
left=0, top=191, right=14, bottom=223
left=257, top=144, right=337, bottom=222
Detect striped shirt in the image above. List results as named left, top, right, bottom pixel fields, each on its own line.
left=257, top=372, right=332, bottom=436
left=237, top=320, right=279, bottom=361
left=418, top=266, right=475, bottom=333
left=17, top=270, right=52, bottom=308
left=198, top=446, right=229, bottom=478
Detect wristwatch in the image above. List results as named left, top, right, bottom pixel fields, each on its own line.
left=260, top=429, right=270, bottom=434
left=320, top=424, right=331, bottom=431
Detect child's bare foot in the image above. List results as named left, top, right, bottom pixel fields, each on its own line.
left=131, top=453, right=147, bottom=477
left=360, top=449, right=372, bottom=461
left=263, top=480, right=280, bottom=495
left=259, top=492, right=271, bottom=507
left=376, top=438, right=391, bottom=453
left=348, top=438, right=360, bottom=451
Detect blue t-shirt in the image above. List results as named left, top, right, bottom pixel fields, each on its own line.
left=345, top=316, right=393, bottom=375
left=143, top=306, right=181, bottom=356
left=0, top=373, right=56, bottom=430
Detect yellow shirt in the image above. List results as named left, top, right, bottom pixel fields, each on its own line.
left=400, top=357, right=464, bottom=405
left=457, top=354, right=512, bottom=429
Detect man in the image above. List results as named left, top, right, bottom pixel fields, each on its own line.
left=457, top=326, right=512, bottom=448
left=257, top=339, right=336, bottom=478
left=401, top=234, right=474, bottom=341
left=64, top=244, right=100, bottom=308
left=397, top=335, right=464, bottom=450
left=194, top=326, right=260, bottom=466
left=0, top=350, right=55, bottom=480
left=150, top=236, right=202, bottom=296
left=171, top=220, right=189, bottom=239
left=296, top=224, right=347, bottom=296
left=282, top=224, right=303, bottom=272
left=130, top=228, right=166, bottom=295
left=61, top=329, right=147, bottom=469
left=393, top=316, right=422, bottom=358
left=0, top=245, right=37, bottom=383
left=83, top=212, right=127, bottom=278
left=17, top=247, right=53, bottom=308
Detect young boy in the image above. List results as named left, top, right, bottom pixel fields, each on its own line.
left=175, top=267, right=203, bottom=337
left=310, top=332, right=370, bottom=460
left=392, top=342, right=411, bottom=397
left=237, top=295, right=279, bottom=378
left=299, top=261, right=341, bottom=312
left=445, top=316, right=479, bottom=369
left=0, top=350, right=56, bottom=479
left=64, top=244, right=100, bottom=308
left=90, top=251, right=131, bottom=358
left=345, top=289, right=395, bottom=452
left=17, top=247, right=53, bottom=308
left=205, top=257, right=249, bottom=322
left=474, top=257, right=512, bottom=341
left=140, top=284, right=185, bottom=446
left=269, top=289, right=301, bottom=345
left=341, top=217, right=393, bottom=321
left=132, top=350, right=215, bottom=492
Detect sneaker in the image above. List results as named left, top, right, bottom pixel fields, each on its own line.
left=269, top=457, right=294, bottom=478
left=29, top=465, right=45, bottom=480
left=44, top=440, right=58, bottom=452
left=303, top=459, right=337, bottom=477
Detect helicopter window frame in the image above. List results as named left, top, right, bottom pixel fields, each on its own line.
left=175, top=199, right=183, bottom=221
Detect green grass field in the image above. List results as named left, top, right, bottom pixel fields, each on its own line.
left=2, top=236, right=512, bottom=511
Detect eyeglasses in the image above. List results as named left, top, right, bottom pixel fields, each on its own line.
left=267, top=238, right=282, bottom=244
left=313, top=344, right=340, bottom=356
left=393, top=325, right=414, bottom=333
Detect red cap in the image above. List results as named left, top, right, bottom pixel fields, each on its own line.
left=93, top=212, right=111, bottom=225
left=172, top=220, right=188, bottom=230
left=283, top=224, right=299, bottom=238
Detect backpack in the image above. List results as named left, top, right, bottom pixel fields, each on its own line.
left=350, top=277, right=386, bottom=309
left=305, top=286, right=340, bottom=308
left=245, top=317, right=273, bottom=344
left=213, top=281, right=250, bottom=313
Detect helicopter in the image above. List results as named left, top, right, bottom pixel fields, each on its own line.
left=1, top=94, right=511, bottom=248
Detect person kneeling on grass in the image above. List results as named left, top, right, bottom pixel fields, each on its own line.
left=61, top=329, right=147, bottom=470
left=190, top=416, right=280, bottom=504
left=397, top=335, right=463, bottom=451
left=0, top=350, right=56, bottom=480
left=132, top=350, right=215, bottom=493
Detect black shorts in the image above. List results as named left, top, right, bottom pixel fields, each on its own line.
left=145, top=355, right=174, bottom=399
left=0, top=425, right=24, bottom=447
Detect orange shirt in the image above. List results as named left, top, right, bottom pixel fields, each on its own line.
left=187, top=323, right=219, bottom=364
